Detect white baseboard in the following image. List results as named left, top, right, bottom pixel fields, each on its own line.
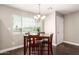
left=0, top=45, right=23, bottom=53
left=63, top=41, right=79, bottom=46
left=52, top=42, right=63, bottom=46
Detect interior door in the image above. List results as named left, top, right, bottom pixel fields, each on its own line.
left=56, top=15, right=64, bottom=45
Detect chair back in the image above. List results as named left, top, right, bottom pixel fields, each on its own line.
left=49, top=34, right=53, bottom=43
left=25, top=32, right=30, bottom=36
left=28, top=35, right=40, bottom=46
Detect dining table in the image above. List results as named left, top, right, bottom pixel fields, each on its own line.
left=24, top=34, right=51, bottom=55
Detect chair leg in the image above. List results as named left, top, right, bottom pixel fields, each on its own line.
left=48, top=44, right=50, bottom=55
left=51, top=44, right=53, bottom=54
left=29, top=47, right=31, bottom=55
left=24, top=47, right=26, bottom=55
left=38, top=46, right=40, bottom=55
left=41, top=43, right=44, bottom=55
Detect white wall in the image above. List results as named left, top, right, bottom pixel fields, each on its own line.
left=0, top=20, right=2, bottom=50
left=64, top=12, right=79, bottom=44
left=0, top=5, right=36, bottom=51
left=44, top=11, right=56, bottom=45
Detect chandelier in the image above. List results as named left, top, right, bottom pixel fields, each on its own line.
left=34, top=4, right=46, bottom=21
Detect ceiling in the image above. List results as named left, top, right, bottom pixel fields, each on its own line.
left=5, top=4, right=79, bottom=15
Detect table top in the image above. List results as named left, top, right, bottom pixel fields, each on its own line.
left=24, top=34, right=50, bottom=39
left=24, top=34, right=50, bottom=36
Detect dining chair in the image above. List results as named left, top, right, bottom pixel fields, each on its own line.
left=24, top=32, right=30, bottom=55
left=25, top=32, right=30, bottom=35
left=28, top=34, right=42, bottom=55
left=42, top=33, right=53, bottom=55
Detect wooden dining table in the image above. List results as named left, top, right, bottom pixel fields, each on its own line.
left=24, top=34, right=50, bottom=55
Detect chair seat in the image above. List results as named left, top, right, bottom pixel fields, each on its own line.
left=27, top=39, right=42, bottom=45
left=42, top=40, right=48, bottom=43
left=30, top=41, right=42, bottom=47
left=43, top=39, right=48, bottom=41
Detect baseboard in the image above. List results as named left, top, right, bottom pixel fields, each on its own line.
left=0, top=45, right=23, bottom=53
left=52, top=42, right=63, bottom=46
left=63, top=41, right=79, bottom=46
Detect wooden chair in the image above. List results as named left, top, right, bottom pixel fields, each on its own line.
left=28, top=34, right=42, bottom=55
left=24, top=32, right=30, bottom=55
left=25, top=32, right=30, bottom=35
left=42, top=34, right=53, bottom=55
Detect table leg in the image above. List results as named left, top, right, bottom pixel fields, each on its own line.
left=24, top=36, right=26, bottom=55
left=48, top=38, right=50, bottom=55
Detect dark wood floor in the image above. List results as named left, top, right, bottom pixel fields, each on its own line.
left=0, top=43, right=79, bottom=55
left=0, top=48, right=23, bottom=55
left=56, top=43, right=79, bottom=55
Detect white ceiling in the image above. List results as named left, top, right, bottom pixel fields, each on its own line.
left=5, top=4, right=79, bottom=15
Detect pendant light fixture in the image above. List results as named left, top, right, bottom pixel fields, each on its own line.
left=34, top=4, right=46, bottom=21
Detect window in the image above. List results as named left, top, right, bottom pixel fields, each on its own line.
left=13, top=15, right=22, bottom=32
left=13, top=15, right=40, bottom=34
left=22, top=16, right=38, bottom=33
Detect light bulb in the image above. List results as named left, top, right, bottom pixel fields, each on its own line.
left=41, top=16, right=46, bottom=20
left=37, top=14, right=40, bottom=18
left=34, top=16, right=37, bottom=19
